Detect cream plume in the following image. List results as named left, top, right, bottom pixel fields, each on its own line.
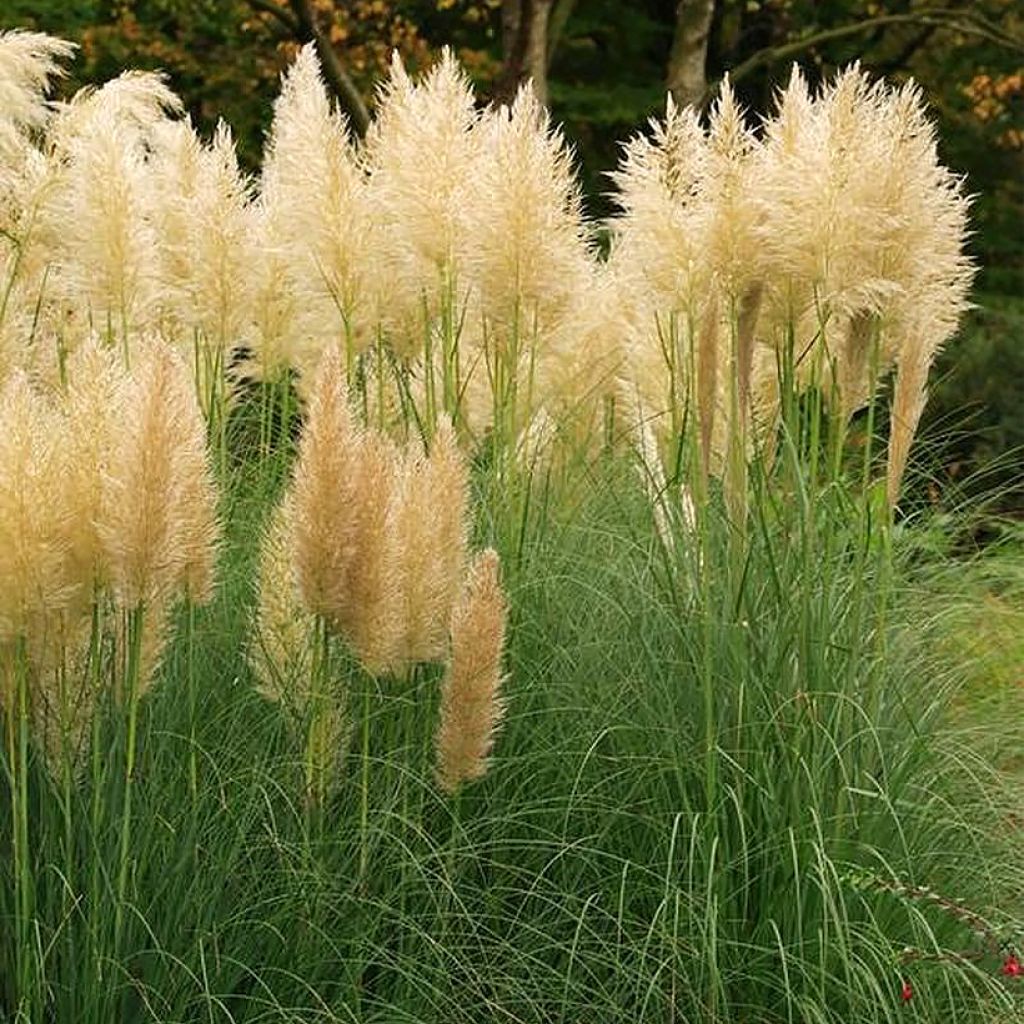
left=289, top=347, right=364, bottom=622
left=101, top=340, right=205, bottom=608
left=365, top=49, right=480, bottom=354
left=392, top=417, right=470, bottom=666
left=44, top=73, right=181, bottom=345
left=61, top=337, right=125, bottom=597
left=149, top=118, right=253, bottom=364
left=0, top=30, right=74, bottom=132
left=251, top=500, right=317, bottom=717
left=262, top=44, right=376, bottom=367
left=435, top=548, right=508, bottom=794
left=0, top=372, right=71, bottom=641
left=468, top=85, right=591, bottom=329
left=343, top=432, right=403, bottom=674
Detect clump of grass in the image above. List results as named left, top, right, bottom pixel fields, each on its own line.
left=251, top=348, right=507, bottom=836
left=0, top=25, right=1019, bottom=1024
left=0, top=333, right=220, bottom=1021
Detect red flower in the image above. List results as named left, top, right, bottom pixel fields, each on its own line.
left=900, top=979, right=913, bottom=1002
left=1002, top=953, right=1022, bottom=977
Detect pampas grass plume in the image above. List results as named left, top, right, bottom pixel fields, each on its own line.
left=392, top=416, right=470, bottom=667
left=262, top=45, right=375, bottom=364
left=289, top=347, right=364, bottom=622
left=0, top=372, right=71, bottom=643
left=435, top=548, right=508, bottom=794
left=342, top=431, right=403, bottom=674
left=61, top=337, right=125, bottom=598
left=251, top=499, right=317, bottom=716
left=46, top=73, right=180, bottom=343
left=101, top=341, right=195, bottom=607
left=0, top=30, right=74, bottom=132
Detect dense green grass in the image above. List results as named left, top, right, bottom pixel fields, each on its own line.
left=1, top=413, right=1022, bottom=1023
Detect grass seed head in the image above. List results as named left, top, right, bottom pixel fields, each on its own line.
left=0, top=372, right=72, bottom=642
left=435, top=547, right=508, bottom=794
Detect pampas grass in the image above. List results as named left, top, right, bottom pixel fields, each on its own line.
left=435, top=548, right=507, bottom=793
left=1, top=30, right=1010, bottom=1024
left=0, top=34, right=972, bottom=506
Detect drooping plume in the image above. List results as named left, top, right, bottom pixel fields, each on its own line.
left=0, top=30, right=74, bottom=133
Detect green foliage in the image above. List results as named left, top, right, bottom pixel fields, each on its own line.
left=0, top=409, right=1021, bottom=1021
left=914, top=295, right=1024, bottom=514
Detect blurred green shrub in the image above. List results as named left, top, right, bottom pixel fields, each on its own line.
left=917, top=293, right=1024, bottom=514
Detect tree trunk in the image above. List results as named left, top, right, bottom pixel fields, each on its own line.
left=497, top=0, right=554, bottom=105
left=667, top=0, right=716, bottom=109
left=546, top=0, right=577, bottom=66
left=502, top=0, right=523, bottom=59
left=286, top=0, right=371, bottom=135
left=527, top=0, right=553, bottom=105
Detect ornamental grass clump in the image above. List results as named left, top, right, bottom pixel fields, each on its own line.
left=0, top=328, right=220, bottom=1018
left=252, top=347, right=510, bottom=819
left=608, top=63, right=973, bottom=528
left=1, top=30, right=974, bottom=507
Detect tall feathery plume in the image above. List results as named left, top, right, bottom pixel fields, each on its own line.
left=470, top=87, right=590, bottom=327
left=44, top=73, right=181, bottom=355
left=464, top=86, right=593, bottom=438
left=145, top=117, right=204, bottom=334
left=0, top=30, right=75, bottom=132
left=289, top=347, right=365, bottom=624
left=61, top=336, right=125, bottom=603
left=755, top=66, right=905, bottom=407
left=435, top=548, right=508, bottom=794
left=607, top=95, right=713, bottom=463
left=365, top=50, right=480, bottom=357
left=880, top=83, right=973, bottom=504
left=702, top=81, right=765, bottom=521
left=704, top=81, right=764, bottom=399
left=0, top=372, right=71, bottom=651
left=23, top=340, right=118, bottom=779
left=101, top=340, right=191, bottom=611
left=342, top=432, right=403, bottom=674
left=148, top=118, right=252, bottom=407
left=391, top=416, right=470, bottom=667
left=0, top=33, right=74, bottom=380
left=262, top=45, right=377, bottom=381
left=250, top=499, right=318, bottom=719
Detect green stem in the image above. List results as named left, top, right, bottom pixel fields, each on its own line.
left=186, top=600, right=198, bottom=830
left=87, top=599, right=105, bottom=1017
left=114, top=604, right=146, bottom=968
